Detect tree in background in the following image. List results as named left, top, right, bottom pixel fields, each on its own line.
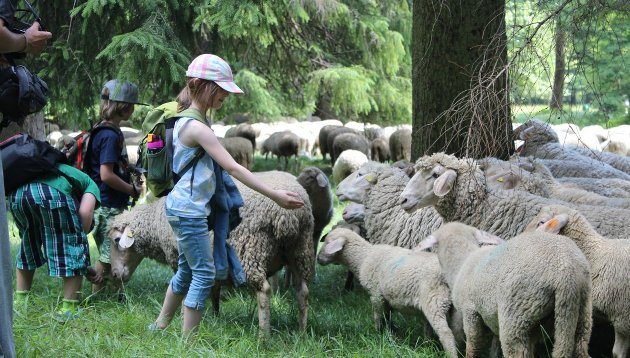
left=30, top=0, right=412, bottom=128
left=411, top=0, right=513, bottom=160
left=549, top=14, right=566, bottom=110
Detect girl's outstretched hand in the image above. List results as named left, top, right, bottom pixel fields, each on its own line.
left=273, top=190, right=305, bottom=209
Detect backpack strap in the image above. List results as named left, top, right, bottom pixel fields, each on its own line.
left=166, top=108, right=207, bottom=194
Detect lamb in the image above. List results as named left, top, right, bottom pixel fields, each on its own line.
left=218, top=137, right=254, bottom=170
left=526, top=205, right=630, bottom=358
left=332, top=149, right=368, bottom=184
left=514, top=119, right=630, bottom=176
left=297, top=167, right=333, bottom=254
left=318, top=228, right=459, bottom=357
left=418, top=222, right=592, bottom=358
left=318, top=124, right=342, bottom=160
left=332, top=132, right=369, bottom=165
left=388, top=128, right=411, bottom=162
left=261, top=131, right=299, bottom=170
left=370, top=137, right=390, bottom=163
left=337, top=162, right=442, bottom=248
left=225, top=123, right=257, bottom=150
left=399, top=153, right=630, bottom=239
left=108, top=171, right=315, bottom=334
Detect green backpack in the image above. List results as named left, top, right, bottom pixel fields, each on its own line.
left=138, top=102, right=206, bottom=197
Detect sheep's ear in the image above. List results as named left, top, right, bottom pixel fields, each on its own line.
left=433, top=169, right=457, bottom=197
left=521, top=126, right=535, bottom=140
left=497, top=173, right=520, bottom=190
left=316, top=172, right=329, bottom=188
left=474, top=230, right=504, bottom=246
left=324, top=237, right=345, bottom=254
left=118, top=227, right=135, bottom=249
left=536, top=214, right=569, bottom=234
left=414, top=235, right=438, bottom=252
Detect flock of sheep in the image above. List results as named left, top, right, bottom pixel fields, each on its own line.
left=45, top=117, right=630, bottom=357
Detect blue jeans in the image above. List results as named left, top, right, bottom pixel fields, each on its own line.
left=166, top=215, right=215, bottom=311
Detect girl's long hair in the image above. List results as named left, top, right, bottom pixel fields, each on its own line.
left=176, top=78, right=220, bottom=112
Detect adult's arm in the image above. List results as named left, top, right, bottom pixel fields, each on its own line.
left=0, top=19, right=52, bottom=54
left=181, top=120, right=304, bottom=209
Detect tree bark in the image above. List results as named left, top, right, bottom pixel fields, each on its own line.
left=0, top=112, right=46, bottom=142
left=549, top=17, right=566, bottom=110
left=411, top=0, right=513, bottom=160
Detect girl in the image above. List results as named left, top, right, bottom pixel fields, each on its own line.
left=152, top=54, right=304, bottom=333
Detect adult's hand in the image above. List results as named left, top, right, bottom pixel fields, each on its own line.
left=23, top=21, right=51, bottom=55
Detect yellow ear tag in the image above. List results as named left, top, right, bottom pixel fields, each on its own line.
left=365, top=173, right=376, bottom=184
left=497, top=177, right=504, bottom=182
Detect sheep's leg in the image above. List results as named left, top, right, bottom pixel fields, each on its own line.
left=498, top=309, right=533, bottom=358
left=613, top=329, right=629, bottom=358
left=256, top=280, right=272, bottom=336
left=463, top=311, right=490, bottom=358
left=423, top=308, right=458, bottom=358
left=572, top=291, right=592, bottom=358
left=371, top=296, right=388, bottom=332
left=295, top=278, right=309, bottom=331
left=210, top=284, right=221, bottom=316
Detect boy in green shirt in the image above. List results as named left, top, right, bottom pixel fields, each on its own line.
left=7, top=163, right=101, bottom=320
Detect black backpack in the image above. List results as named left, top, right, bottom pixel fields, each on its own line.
left=0, top=133, right=66, bottom=194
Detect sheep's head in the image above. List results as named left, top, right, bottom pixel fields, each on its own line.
left=342, top=203, right=365, bottom=224
left=513, top=120, right=559, bottom=152
left=336, top=162, right=386, bottom=203
left=478, top=158, right=535, bottom=192
left=524, top=205, right=573, bottom=234
left=109, top=224, right=144, bottom=283
left=317, top=228, right=353, bottom=265
left=297, top=167, right=330, bottom=194
left=399, top=153, right=464, bottom=213
left=415, top=222, right=505, bottom=252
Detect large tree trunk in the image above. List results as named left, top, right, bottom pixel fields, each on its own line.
left=0, top=112, right=46, bottom=142
left=549, top=17, right=566, bottom=110
left=411, top=0, right=513, bottom=160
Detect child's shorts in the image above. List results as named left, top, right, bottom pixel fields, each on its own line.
left=8, top=182, right=90, bottom=277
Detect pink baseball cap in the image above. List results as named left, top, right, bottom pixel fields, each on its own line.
left=186, top=54, right=244, bottom=94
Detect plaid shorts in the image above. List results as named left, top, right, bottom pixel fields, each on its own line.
left=8, top=182, right=90, bottom=277
left=91, top=207, right=124, bottom=264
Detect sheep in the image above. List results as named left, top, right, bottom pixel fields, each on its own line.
left=317, top=228, right=459, bottom=357
left=225, top=123, right=257, bottom=150
left=261, top=131, right=299, bottom=171
left=557, top=177, right=630, bottom=198
left=388, top=128, right=412, bottom=162
left=332, top=132, right=369, bottom=165
left=318, top=125, right=342, bottom=160
left=370, top=137, right=390, bottom=163
left=536, top=158, right=630, bottom=180
left=399, top=153, right=630, bottom=240
left=46, top=130, right=63, bottom=146
left=337, top=162, right=442, bottom=248
left=515, top=119, right=630, bottom=176
left=418, top=222, right=592, bottom=358
left=218, top=137, right=254, bottom=170
left=326, top=127, right=359, bottom=163
left=108, top=171, right=315, bottom=334
left=480, top=157, right=630, bottom=209
left=297, top=167, right=333, bottom=255
left=332, top=150, right=368, bottom=184
left=526, top=205, right=630, bottom=358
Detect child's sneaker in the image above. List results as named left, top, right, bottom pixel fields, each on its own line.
left=53, top=299, right=81, bottom=323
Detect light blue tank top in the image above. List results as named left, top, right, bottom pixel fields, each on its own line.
left=165, top=117, right=216, bottom=218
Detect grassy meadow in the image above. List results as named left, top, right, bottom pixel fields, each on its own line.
left=9, top=155, right=447, bottom=357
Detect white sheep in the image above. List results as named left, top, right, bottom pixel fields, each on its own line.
left=318, top=228, right=459, bottom=357
left=526, top=205, right=630, bottom=358
left=332, top=149, right=368, bottom=184
left=418, top=222, right=592, bottom=358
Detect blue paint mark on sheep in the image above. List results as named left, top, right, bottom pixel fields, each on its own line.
left=475, top=244, right=508, bottom=273
left=390, top=256, right=406, bottom=273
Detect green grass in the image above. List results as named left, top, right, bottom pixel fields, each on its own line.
left=9, top=156, right=446, bottom=357
left=512, top=104, right=630, bottom=127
